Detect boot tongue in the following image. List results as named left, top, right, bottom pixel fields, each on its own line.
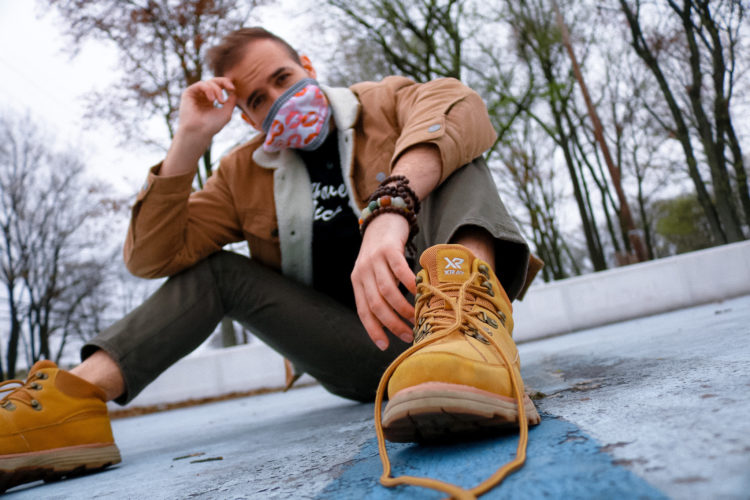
left=28, top=360, right=57, bottom=377
left=420, top=244, right=476, bottom=285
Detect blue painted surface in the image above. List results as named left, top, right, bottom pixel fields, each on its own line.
left=318, top=414, right=668, bottom=499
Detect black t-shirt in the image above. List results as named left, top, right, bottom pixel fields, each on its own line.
left=298, top=133, right=361, bottom=310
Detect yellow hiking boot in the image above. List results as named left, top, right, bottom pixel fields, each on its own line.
left=0, top=360, right=121, bottom=493
left=382, top=244, right=540, bottom=442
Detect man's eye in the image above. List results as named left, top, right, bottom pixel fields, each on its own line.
left=278, top=73, right=289, bottom=84
left=252, top=96, right=264, bottom=109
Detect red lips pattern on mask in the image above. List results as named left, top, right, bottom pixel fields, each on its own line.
left=261, top=78, right=332, bottom=153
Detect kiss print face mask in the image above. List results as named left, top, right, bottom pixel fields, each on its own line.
left=261, top=78, right=332, bottom=153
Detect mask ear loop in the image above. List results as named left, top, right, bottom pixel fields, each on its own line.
left=260, top=77, right=317, bottom=133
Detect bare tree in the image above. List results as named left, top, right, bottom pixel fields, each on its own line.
left=0, top=112, right=123, bottom=379
left=326, top=0, right=467, bottom=81
left=502, top=0, right=611, bottom=270
left=41, top=0, right=263, bottom=188
left=495, top=119, right=581, bottom=280
left=618, top=0, right=749, bottom=242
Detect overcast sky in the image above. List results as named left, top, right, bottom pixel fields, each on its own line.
left=0, top=2, right=142, bottom=191
left=0, top=0, right=310, bottom=193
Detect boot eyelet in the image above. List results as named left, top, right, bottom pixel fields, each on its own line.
left=2, top=401, right=16, bottom=411
left=36, top=372, right=49, bottom=380
left=30, top=382, right=43, bottom=390
left=497, top=310, right=507, bottom=325
left=31, top=400, right=42, bottom=411
left=416, top=275, right=423, bottom=284
left=478, top=264, right=490, bottom=276
left=479, top=312, right=499, bottom=328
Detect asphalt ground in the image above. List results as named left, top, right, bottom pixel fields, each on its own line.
left=5, top=294, right=750, bottom=499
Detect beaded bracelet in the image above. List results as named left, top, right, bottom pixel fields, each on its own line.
left=359, top=175, right=420, bottom=252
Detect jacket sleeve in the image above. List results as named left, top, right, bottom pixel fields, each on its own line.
left=123, top=162, right=244, bottom=278
left=355, top=76, right=497, bottom=184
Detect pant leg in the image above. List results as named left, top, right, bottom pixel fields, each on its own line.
left=208, top=252, right=407, bottom=401
left=415, top=156, right=530, bottom=301
left=83, top=251, right=406, bottom=405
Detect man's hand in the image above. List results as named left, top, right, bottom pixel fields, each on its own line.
left=351, top=213, right=417, bottom=350
left=162, top=77, right=236, bottom=176
left=352, top=143, right=442, bottom=350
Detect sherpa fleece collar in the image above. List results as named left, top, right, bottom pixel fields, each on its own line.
left=250, top=85, right=361, bottom=285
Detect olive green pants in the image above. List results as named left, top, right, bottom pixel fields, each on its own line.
left=83, top=157, right=529, bottom=405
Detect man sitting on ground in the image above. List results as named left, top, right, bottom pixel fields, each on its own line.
left=0, top=27, right=539, bottom=494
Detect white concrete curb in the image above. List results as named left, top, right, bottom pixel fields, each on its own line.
left=113, top=241, right=750, bottom=410
left=111, top=342, right=314, bottom=410
left=513, top=240, right=750, bottom=342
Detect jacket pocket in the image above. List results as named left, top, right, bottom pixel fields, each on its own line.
left=241, top=210, right=281, bottom=268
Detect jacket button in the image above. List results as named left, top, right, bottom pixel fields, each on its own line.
left=271, top=228, right=279, bottom=238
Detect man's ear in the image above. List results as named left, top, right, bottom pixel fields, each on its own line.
left=300, top=54, right=317, bottom=79
left=241, top=112, right=262, bottom=132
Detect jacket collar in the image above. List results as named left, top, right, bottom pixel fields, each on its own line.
left=252, top=84, right=360, bottom=169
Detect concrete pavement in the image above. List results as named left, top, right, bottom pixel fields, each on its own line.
left=5, top=294, right=750, bottom=499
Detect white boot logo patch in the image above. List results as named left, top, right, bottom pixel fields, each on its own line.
left=443, top=257, right=465, bottom=275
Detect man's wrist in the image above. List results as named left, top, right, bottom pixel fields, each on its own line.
left=363, top=212, right=410, bottom=242
left=359, top=175, right=420, bottom=252
left=161, top=131, right=209, bottom=177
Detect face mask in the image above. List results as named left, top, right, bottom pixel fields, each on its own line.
left=261, top=78, right=332, bottom=153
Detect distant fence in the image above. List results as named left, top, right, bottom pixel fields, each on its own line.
left=113, top=241, right=750, bottom=410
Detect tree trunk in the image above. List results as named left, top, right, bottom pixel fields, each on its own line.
left=725, top=122, right=750, bottom=227
left=696, top=2, right=750, bottom=229
left=6, top=315, right=21, bottom=380
left=544, top=69, right=606, bottom=270
left=674, top=0, right=744, bottom=241
left=221, top=317, right=237, bottom=348
left=553, top=0, right=645, bottom=261
left=619, top=0, right=727, bottom=243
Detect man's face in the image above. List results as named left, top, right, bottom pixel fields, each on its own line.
left=225, top=39, right=316, bottom=132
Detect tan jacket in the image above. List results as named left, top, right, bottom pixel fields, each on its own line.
left=124, top=76, right=498, bottom=282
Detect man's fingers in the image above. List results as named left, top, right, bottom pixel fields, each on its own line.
left=364, top=274, right=412, bottom=340
left=383, top=251, right=416, bottom=322
left=189, top=79, right=235, bottom=109
left=369, top=255, right=414, bottom=331
left=353, top=259, right=413, bottom=347
left=212, top=76, right=235, bottom=92
left=375, top=271, right=414, bottom=327
left=362, top=313, right=389, bottom=351
left=388, top=251, right=417, bottom=295
left=353, top=283, right=389, bottom=350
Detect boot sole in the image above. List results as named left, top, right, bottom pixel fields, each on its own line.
left=382, top=382, right=541, bottom=442
left=0, top=443, right=121, bottom=493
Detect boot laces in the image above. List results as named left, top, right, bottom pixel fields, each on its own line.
left=374, top=268, right=530, bottom=499
left=0, top=372, right=46, bottom=411
left=415, top=274, right=501, bottom=342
